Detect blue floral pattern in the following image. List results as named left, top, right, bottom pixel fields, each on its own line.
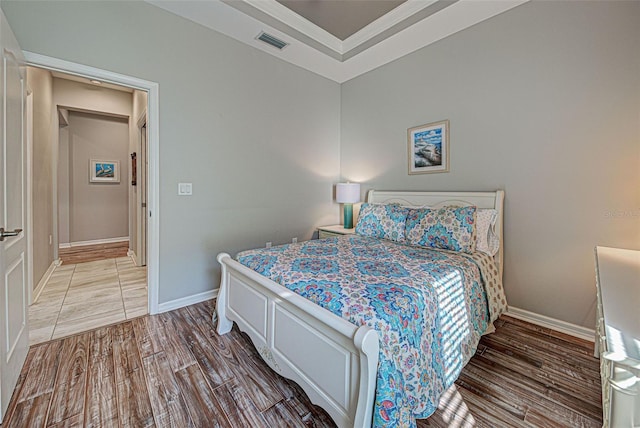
left=292, top=258, right=338, bottom=274
left=288, top=280, right=344, bottom=314
left=405, top=206, right=477, bottom=253
left=355, top=203, right=410, bottom=242
left=237, top=236, right=500, bottom=427
left=301, top=243, right=338, bottom=256
left=357, top=261, right=409, bottom=278
left=236, top=253, right=277, bottom=276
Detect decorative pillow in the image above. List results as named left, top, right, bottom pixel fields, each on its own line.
left=476, top=209, right=500, bottom=256
left=405, top=206, right=477, bottom=253
left=355, top=203, right=409, bottom=242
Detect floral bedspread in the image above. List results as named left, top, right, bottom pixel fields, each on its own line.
left=236, top=235, right=505, bottom=427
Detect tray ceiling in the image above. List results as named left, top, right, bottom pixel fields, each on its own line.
left=147, top=0, right=529, bottom=83
left=276, top=0, right=407, bottom=41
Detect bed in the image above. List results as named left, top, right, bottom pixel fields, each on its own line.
left=215, top=190, right=506, bottom=427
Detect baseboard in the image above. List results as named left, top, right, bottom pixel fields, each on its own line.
left=127, top=249, right=140, bottom=266
left=32, top=259, right=62, bottom=304
left=157, top=289, right=219, bottom=313
left=59, top=236, right=129, bottom=249
left=506, top=306, right=595, bottom=342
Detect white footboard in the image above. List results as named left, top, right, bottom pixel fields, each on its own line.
left=216, top=253, right=379, bottom=428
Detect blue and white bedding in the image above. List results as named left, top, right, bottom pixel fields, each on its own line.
left=237, top=235, right=506, bottom=427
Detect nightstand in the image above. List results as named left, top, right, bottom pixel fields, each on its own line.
left=317, top=225, right=356, bottom=239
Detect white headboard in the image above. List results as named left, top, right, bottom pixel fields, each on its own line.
left=367, top=190, right=505, bottom=280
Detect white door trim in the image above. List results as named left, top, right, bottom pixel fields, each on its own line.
left=25, top=90, right=34, bottom=304
left=23, top=51, right=161, bottom=314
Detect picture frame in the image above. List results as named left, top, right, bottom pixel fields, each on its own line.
left=408, top=119, right=449, bottom=175
left=89, top=159, right=120, bottom=183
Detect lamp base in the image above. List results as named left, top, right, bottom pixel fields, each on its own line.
left=343, top=203, right=354, bottom=229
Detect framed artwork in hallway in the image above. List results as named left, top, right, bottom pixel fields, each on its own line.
left=90, top=159, right=120, bottom=183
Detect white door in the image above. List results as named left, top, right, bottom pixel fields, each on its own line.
left=0, top=10, right=28, bottom=422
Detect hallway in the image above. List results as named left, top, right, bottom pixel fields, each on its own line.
left=29, top=256, right=147, bottom=345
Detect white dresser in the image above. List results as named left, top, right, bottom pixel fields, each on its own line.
left=595, top=246, right=640, bottom=427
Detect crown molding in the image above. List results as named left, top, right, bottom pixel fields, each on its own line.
left=342, top=0, right=439, bottom=52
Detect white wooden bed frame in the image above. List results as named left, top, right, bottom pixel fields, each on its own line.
left=216, top=190, right=505, bottom=427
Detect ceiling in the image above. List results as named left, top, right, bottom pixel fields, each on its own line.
left=148, top=0, right=529, bottom=83
left=275, top=0, right=407, bottom=40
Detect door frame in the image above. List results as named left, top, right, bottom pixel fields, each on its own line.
left=25, top=90, right=34, bottom=304
left=24, top=51, right=161, bottom=314
left=136, top=112, right=147, bottom=267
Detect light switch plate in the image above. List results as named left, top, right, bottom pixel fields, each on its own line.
left=178, top=182, right=192, bottom=195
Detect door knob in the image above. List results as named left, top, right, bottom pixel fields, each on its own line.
left=0, top=227, right=22, bottom=242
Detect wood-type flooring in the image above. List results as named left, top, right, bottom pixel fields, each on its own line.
left=1, top=301, right=602, bottom=427
left=58, top=241, right=130, bottom=265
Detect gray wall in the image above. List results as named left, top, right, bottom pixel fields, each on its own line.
left=3, top=1, right=341, bottom=304
left=66, top=111, right=129, bottom=242
left=341, top=1, right=640, bottom=328
left=26, top=67, right=54, bottom=287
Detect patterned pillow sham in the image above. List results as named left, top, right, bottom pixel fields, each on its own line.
left=355, top=203, right=409, bottom=242
left=405, top=206, right=477, bottom=253
left=476, top=208, right=500, bottom=256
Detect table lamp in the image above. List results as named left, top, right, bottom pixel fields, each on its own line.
left=336, top=182, right=360, bottom=229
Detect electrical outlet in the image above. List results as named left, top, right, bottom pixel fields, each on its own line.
left=266, top=242, right=272, bottom=248
left=292, top=237, right=297, bottom=243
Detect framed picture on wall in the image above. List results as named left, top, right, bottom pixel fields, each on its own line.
left=408, top=119, right=449, bottom=174
left=89, top=159, right=120, bottom=183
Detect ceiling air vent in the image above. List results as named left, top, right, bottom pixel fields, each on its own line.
left=256, top=32, right=289, bottom=50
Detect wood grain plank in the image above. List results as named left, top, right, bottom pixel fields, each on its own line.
left=168, top=308, right=235, bottom=388
left=473, top=349, right=602, bottom=420
left=4, top=393, right=51, bottom=428
left=112, top=322, right=155, bottom=427
left=225, top=328, right=285, bottom=412
left=141, top=351, right=194, bottom=428
left=501, top=316, right=594, bottom=352
left=174, top=364, right=232, bottom=428
left=454, top=386, right=532, bottom=427
left=213, top=380, right=269, bottom=427
left=17, top=341, right=63, bottom=401
left=46, top=333, right=90, bottom=426
left=417, top=385, right=489, bottom=428
left=260, top=401, right=308, bottom=428
left=186, top=304, right=266, bottom=394
left=1, top=344, right=36, bottom=424
left=59, top=242, right=129, bottom=265
left=133, top=313, right=196, bottom=371
left=481, top=334, right=602, bottom=407
left=456, top=370, right=529, bottom=420
left=47, top=414, right=83, bottom=428
left=131, top=315, right=158, bottom=359
left=491, top=323, right=600, bottom=374
left=276, top=381, right=335, bottom=426
left=84, top=327, right=118, bottom=428
left=462, top=354, right=601, bottom=427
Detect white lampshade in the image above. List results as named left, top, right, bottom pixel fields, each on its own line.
left=336, top=182, right=360, bottom=204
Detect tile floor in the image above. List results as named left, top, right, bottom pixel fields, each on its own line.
left=29, top=256, right=148, bottom=345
